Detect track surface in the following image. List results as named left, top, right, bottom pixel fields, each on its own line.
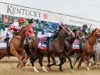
left=0, top=57, right=100, bottom=75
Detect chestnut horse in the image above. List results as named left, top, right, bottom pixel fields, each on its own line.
left=78, top=28, right=100, bottom=70
left=0, top=26, right=35, bottom=68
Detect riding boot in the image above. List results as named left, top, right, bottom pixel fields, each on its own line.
left=5, top=37, right=10, bottom=57
left=80, top=40, right=82, bottom=53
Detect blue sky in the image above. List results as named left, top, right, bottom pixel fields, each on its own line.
left=0, top=0, right=100, bottom=21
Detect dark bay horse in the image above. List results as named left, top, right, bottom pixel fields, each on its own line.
left=78, top=28, right=100, bottom=70
left=0, top=26, right=35, bottom=68
left=47, top=26, right=75, bottom=71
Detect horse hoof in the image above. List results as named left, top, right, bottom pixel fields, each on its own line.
left=59, top=68, right=63, bottom=71
left=33, top=66, right=39, bottom=73
left=17, top=65, right=21, bottom=69
left=42, top=66, right=48, bottom=72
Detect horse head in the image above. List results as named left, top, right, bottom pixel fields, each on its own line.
left=94, top=28, right=100, bottom=37
left=86, top=28, right=100, bottom=40
left=59, top=25, right=75, bottom=38
left=16, top=26, right=35, bottom=39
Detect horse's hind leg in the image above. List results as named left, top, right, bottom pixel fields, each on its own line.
left=30, top=57, right=39, bottom=72
left=39, top=56, right=48, bottom=72
left=78, top=53, right=85, bottom=69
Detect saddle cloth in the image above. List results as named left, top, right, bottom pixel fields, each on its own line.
left=72, top=39, right=80, bottom=50
left=38, top=38, right=47, bottom=50
left=0, top=42, right=7, bottom=49
left=0, top=38, right=10, bottom=50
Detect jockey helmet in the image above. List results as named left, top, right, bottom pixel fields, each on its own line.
left=83, top=24, right=87, bottom=28
left=60, top=22, right=65, bottom=26
left=18, top=18, right=25, bottom=23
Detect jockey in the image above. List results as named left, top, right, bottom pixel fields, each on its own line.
left=5, top=18, right=25, bottom=40
left=41, top=23, right=58, bottom=38
left=79, top=24, right=88, bottom=53
left=80, top=24, right=88, bottom=36
left=7, top=18, right=25, bottom=39
left=40, top=23, right=58, bottom=50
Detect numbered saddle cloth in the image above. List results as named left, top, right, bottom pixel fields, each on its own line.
left=72, top=39, right=80, bottom=50
left=0, top=42, right=7, bottom=49
left=0, top=38, right=10, bottom=50
left=38, top=38, right=47, bottom=50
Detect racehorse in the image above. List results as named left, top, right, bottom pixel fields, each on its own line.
left=77, top=28, right=100, bottom=70
left=0, top=26, right=35, bottom=68
left=24, top=37, right=48, bottom=72
left=47, top=25, right=75, bottom=71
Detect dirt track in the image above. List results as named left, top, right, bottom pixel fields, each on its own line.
left=0, top=57, right=100, bottom=75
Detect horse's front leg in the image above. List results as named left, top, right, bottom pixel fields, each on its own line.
left=86, top=55, right=90, bottom=70
left=47, top=53, right=56, bottom=68
left=10, top=49, right=24, bottom=68
left=39, top=56, right=48, bottom=72
left=65, top=53, right=74, bottom=72
left=78, top=53, right=85, bottom=69
left=20, top=51, right=29, bottom=66
left=59, top=53, right=66, bottom=71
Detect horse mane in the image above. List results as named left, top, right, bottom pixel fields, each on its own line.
left=86, top=28, right=98, bottom=40
left=58, top=26, right=71, bottom=38
left=58, top=27, right=65, bottom=38
left=14, top=26, right=27, bottom=36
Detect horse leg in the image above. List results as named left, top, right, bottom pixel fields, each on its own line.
left=30, top=57, right=39, bottom=72
left=47, top=53, right=56, bottom=67
left=11, top=49, right=24, bottom=68
left=47, top=53, right=51, bottom=69
left=78, top=53, right=85, bottom=69
left=38, top=56, right=48, bottom=72
left=73, top=54, right=81, bottom=66
left=58, top=54, right=66, bottom=71
left=91, top=54, right=96, bottom=67
left=65, top=53, right=74, bottom=71
left=21, top=52, right=29, bottom=65
left=17, top=51, right=29, bottom=68
left=86, top=55, right=90, bottom=70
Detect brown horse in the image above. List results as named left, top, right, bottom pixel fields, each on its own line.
left=47, top=26, right=75, bottom=71
left=24, top=37, right=48, bottom=72
left=0, top=26, right=35, bottom=68
left=78, top=28, right=100, bottom=70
